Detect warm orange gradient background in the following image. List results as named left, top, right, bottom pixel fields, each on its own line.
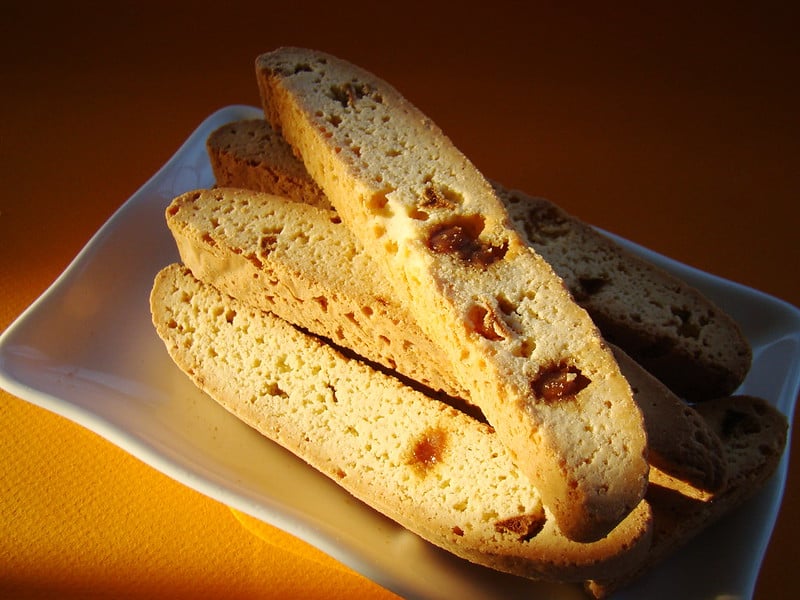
left=2, top=2, right=798, bottom=598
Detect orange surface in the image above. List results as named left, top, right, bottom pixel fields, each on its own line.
left=2, top=3, right=798, bottom=599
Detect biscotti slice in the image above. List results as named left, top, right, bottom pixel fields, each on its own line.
left=167, top=187, right=461, bottom=401
left=256, top=47, right=649, bottom=542
left=166, top=186, right=726, bottom=497
left=207, top=118, right=330, bottom=210
left=586, top=394, right=788, bottom=598
left=150, top=263, right=654, bottom=584
left=207, top=117, right=751, bottom=401
left=500, top=190, right=751, bottom=401
left=610, top=346, right=726, bottom=499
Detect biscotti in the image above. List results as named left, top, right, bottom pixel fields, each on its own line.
left=586, top=394, right=787, bottom=598
left=206, top=117, right=751, bottom=401
left=150, top=263, right=654, bottom=584
left=150, top=263, right=784, bottom=597
left=256, top=46, right=649, bottom=542
left=207, top=118, right=330, bottom=210
left=166, top=186, right=727, bottom=497
left=501, top=190, right=751, bottom=401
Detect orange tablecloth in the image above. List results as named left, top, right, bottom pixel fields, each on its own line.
left=2, top=3, right=798, bottom=599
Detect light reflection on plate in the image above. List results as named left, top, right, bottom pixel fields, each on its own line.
left=1, top=105, right=798, bottom=600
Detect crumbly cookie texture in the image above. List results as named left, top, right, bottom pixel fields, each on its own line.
left=586, top=394, right=787, bottom=598
left=500, top=190, right=751, bottom=401
left=150, top=263, right=654, bottom=584
left=166, top=186, right=727, bottom=497
left=207, top=118, right=751, bottom=401
left=207, top=118, right=330, bottom=210
left=256, top=47, right=649, bottom=542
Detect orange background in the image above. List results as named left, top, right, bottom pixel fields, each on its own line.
left=2, top=2, right=798, bottom=598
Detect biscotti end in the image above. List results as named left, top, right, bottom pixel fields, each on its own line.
left=206, top=119, right=331, bottom=209
left=585, top=394, right=787, bottom=598
left=611, top=346, right=727, bottom=497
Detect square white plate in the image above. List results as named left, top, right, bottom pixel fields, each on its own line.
left=1, top=105, right=798, bottom=600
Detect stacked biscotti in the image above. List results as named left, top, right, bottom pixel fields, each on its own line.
left=207, top=118, right=751, bottom=402
left=150, top=47, right=787, bottom=596
left=151, top=263, right=655, bottom=584
left=166, top=186, right=728, bottom=499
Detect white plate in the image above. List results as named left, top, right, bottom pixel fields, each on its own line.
left=1, top=105, right=798, bottom=600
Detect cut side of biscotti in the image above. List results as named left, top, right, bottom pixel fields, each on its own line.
left=586, top=394, right=788, bottom=598
left=166, top=187, right=467, bottom=401
left=150, top=263, right=654, bottom=584
left=166, top=186, right=727, bottom=498
left=500, top=190, right=751, bottom=402
left=207, top=118, right=331, bottom=210
left=256, top=46, right=649, bottom=543
left=206, top=117, right=751, bottom=401
left=150, top=263, right=784, bottom=597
